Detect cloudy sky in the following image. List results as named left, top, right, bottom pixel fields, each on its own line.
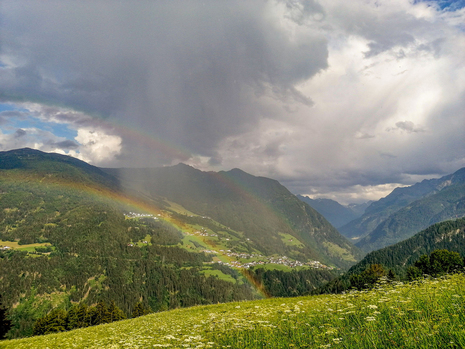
left=1, top=0, right=464, bottom=204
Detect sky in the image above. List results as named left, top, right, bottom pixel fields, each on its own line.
left=0, top=0, right=464, bottom=204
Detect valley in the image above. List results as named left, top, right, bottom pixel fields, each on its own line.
left=1, top=148, right=464, bottom=346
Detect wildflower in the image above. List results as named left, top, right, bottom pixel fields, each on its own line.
left=367, top=305, right=378, bottom=309
left=366, top=316, right=376, bottom=321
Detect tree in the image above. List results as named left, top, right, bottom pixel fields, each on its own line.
left=85, top=306, right=99, bottom=326
left=414, top=254, right=430, bottom=275
left=349, top=264, right=385, bottom=290
left=95, top=300, right=111, bottom=325
left=0, top=295, right=12, bottom=339
left=108, top=301, right=126, bottom=322
left=414, top=249, right=464, bottom=277
left=66, top=303, right=89, bottom=330
left=75, top=303, right=89, bottom=328
left=429, top=249, right=463, bottom=275
left=132, top=302, right=151, bottom=318
left=406, top=266, right=422, bottom=281
left=32, top=309, right=67, bottom=335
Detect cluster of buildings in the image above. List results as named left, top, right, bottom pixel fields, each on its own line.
left=208, top=252, right=333, bottom=270
left=0, top=246, right=11, bottom=250
left=184, top=230, right=217, bottom=237
left=124, top=212, right=159, bottom=219
left=212, top=256, right=302, bottom=269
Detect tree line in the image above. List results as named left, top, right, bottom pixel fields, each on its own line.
left=316, top=249, right=465, bottom=294
left=31, top=300, right=150, bottom=336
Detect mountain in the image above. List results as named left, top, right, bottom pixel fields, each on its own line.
left=0, top=149, right=256, bottom=337
left=0, top=147, right=119, bottom=189
left=296, top=195, right=365, bottom=228
left=346, top=217, right=465, bottom=277
left=347, top=201, right=373, bottom=217
left=105, top=165, right=362, bottom=269
left=339, top=167, right=465, bottom=252
left=0, top=148, right=354, bottom=338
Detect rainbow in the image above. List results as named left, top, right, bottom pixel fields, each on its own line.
left=0, top=173, right=272, bottom=299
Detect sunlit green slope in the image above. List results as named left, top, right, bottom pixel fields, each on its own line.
left=106, top=165, right=362, bottom=269
left=0, top=148, right=340, bottom=339
left=0, top=149, right=257, bottom=338
left=3, top=273, right=465, bottom=348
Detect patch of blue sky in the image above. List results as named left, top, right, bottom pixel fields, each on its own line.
left=0, top=103, right=20, bottom=113
left=12, top=117, right=78, bottom=140
left=0, top=103, right=78, bottom=140
left=414, top=0, right=465, bottom=10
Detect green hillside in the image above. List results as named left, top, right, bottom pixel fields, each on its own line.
left=2, top=273, right=464, bottom=348
left=0, top=149, right=343, bottom=339
left=348, top=217, right=465, bottom=277
left=106, top=165, right=362, bottom=269
left=0, top=148, right=119, bottom=189
left=0, top=150, right=256, bottom=338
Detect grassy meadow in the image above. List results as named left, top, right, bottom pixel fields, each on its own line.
left=2, top=273, right=465, bottom=349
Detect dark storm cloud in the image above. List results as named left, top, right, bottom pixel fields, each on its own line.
left=1, top=0, right=464, bottom=203
left=14, top=128, right=26, bottom=138
left=387, top=121, right=425, bottom=133
left=0, top=110, right=27, bottom=118
left=0, top=0, right=328, bottom=165
left=280, top=0, right=326, bottom=24
left=51, top=140, right=79, bottom=150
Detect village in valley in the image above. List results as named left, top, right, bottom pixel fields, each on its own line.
left=186, top=230, right=333, bottom=270
left=125, top=211, right=334, bottom=271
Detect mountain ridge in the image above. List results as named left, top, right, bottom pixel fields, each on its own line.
left=339, top=167, right=465, bottom=252
left=104, top=165, right=362, bottom=269
left=296, top=195, right=365, bottom=228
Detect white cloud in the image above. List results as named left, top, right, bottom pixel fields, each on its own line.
left=69, top=128, right=122, bottom=166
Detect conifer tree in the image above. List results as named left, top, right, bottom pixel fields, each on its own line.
left=95, top=300, right=111, bottom=325
left=132, top=302, right=151, bottom=318
left=66, top=305, right=79, bottom=331
left=108, top=300, right=126, bottom=322
left=0, top=294, right=11, bottom=339
left=86, top=306, right=99, bottom=326
left=75, top=303, right=89, bottom=328
left=33, top=309, right=67, bottom=335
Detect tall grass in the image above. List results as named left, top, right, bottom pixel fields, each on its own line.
left=2, top=274, right=464, bottom=348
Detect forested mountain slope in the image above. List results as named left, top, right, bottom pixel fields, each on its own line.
left=338, top=167, right=465, bottom=252
left=356, top=181, right=465, bottom=252
left=314, top=218, right=465, bottom=294
left=348, top=217, right=465, bottom=277
left=105, top=165, right=362, bottom=269
left=0, top=149, right=344, bottom=339
left=0, top=149, right=256, bottom=338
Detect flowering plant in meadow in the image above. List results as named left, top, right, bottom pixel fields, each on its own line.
left=2, top=273, right=465, bottom=348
